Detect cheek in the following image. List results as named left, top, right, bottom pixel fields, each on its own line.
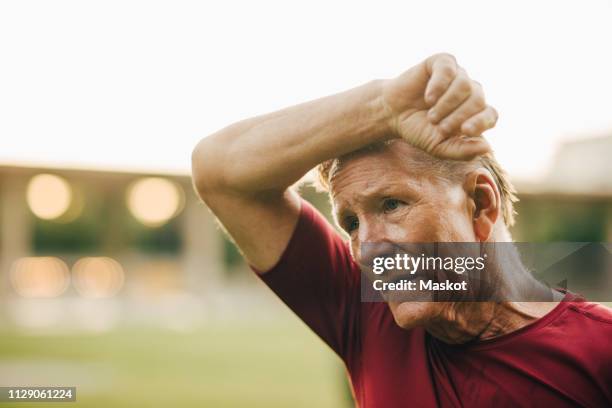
left=405, top=201, right=474, bottom=242
left=394, top=205, right=452, bottom=242
left=439, top=187, right=476, bottom=241
left=439, top=207, right=476, bottom=241
left=384, top=220, right=411, bottom=241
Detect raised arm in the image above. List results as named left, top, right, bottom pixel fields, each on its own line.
left=191, top=53, right=497, bottom=272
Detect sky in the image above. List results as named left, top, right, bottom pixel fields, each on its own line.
left=1, top=0, right=611, bottom=181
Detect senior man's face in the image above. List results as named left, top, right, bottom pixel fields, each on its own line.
left=331, top=141, right=478, bottom=329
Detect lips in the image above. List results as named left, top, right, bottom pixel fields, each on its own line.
left=367, top=263, right=469, bottom=303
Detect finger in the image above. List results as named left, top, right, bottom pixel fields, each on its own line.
left=437, top=83, right=486, bottom=135
left=428, top=69, right=472, bottom=124
left=424, top=53, right=458, bottom=106
left=461, top=106, right=499, bottom=137
left=431, top=135, right=492, bottom=161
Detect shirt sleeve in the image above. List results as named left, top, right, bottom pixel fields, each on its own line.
left=251, top=198, right=361, bottom=362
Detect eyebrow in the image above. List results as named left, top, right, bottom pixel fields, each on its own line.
left=333, top=181, right=419, bottom=221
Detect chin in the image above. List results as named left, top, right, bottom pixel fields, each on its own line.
left=388, top=301, right=439, bottom=330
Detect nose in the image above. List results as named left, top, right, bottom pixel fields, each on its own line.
left=355, top=218, right=394, bottom=263
left=357, top=241, right=398, bottom=269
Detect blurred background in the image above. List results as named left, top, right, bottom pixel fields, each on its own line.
left=1, top=0, right=611, bottom=407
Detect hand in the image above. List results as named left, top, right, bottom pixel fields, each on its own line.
left=381, top=53, right=498, bottom=160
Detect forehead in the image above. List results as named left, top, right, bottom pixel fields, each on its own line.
left=330, top=142, right=443, bottom=199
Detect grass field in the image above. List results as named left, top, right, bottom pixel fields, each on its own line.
left=0, top=321, right=352, bottom=407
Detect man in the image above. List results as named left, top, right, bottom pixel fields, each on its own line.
left=191, top=54, right=612, bottom=407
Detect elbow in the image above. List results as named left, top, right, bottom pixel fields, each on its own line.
left=191, top=138, right=222, bottom=200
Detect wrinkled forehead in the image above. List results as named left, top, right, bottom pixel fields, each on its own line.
left=329, top=141, right=448, bottom=198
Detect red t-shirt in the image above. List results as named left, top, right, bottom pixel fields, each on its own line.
left=256, top=200, right=612, bottom=407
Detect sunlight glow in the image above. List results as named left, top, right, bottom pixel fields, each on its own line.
left=27, top=174, right=72, bottom=220
left=127, top=177, right=184, bottom=227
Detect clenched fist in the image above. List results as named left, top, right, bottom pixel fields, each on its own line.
left=381, top=53, right=497, bottom=160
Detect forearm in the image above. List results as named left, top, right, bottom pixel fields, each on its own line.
left=192, top=79, right=393, bottom=195
left=189, top=54, right=498, bottom=272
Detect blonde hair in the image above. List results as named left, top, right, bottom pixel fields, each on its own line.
left=315, top=142, right=518, bottom=227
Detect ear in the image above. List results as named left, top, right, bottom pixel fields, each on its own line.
left=463, top=169, right=501, bottom=241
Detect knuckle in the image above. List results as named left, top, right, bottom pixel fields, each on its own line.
left=473, top=81, right=485, bottom=98
left=428, top=83, right=444, bottom=96
left=472, top=96, right=486, bottom=110
left=440, top=65, right=456, bottom=79
left=437, top=52, right=457, bottom=63
left=455, top=77, right=472, bottom=94
left=490, top=106, right=499, bottom=121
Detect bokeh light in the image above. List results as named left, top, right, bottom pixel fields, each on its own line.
left=72, top=257, right=125, bottom=298
left=10, top=257, right=70, bottom=298
left=126, top=177, right=184, bottom=227
left=26, top=174, right=73, bottom=220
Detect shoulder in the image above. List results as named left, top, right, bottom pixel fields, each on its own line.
left=528, top=297, right=612, bottom=356
left=566, top=301, right=612, bottom=326
left=558, top=301, right=612, bottom=363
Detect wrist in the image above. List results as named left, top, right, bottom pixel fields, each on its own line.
left=375, top=79, right=400, bottom=140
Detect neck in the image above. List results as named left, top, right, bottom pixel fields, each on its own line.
left=424, top=243, right=563, bottom=344
left=425, top=301, right=556, bottom=344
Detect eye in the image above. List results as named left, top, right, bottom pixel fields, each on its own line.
left=383, top=198, right=404, bottom=213
left=344, top=216, right=359, bottom=233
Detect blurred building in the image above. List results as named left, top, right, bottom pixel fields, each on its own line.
left=546, top=134, right=612, bottom=194
left=513, top=134, right=612, bottom=242
left=0, top=165, right=238, bottom=331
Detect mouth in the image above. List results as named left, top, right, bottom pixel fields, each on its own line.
left=380, top=268, right=465, bottom=303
